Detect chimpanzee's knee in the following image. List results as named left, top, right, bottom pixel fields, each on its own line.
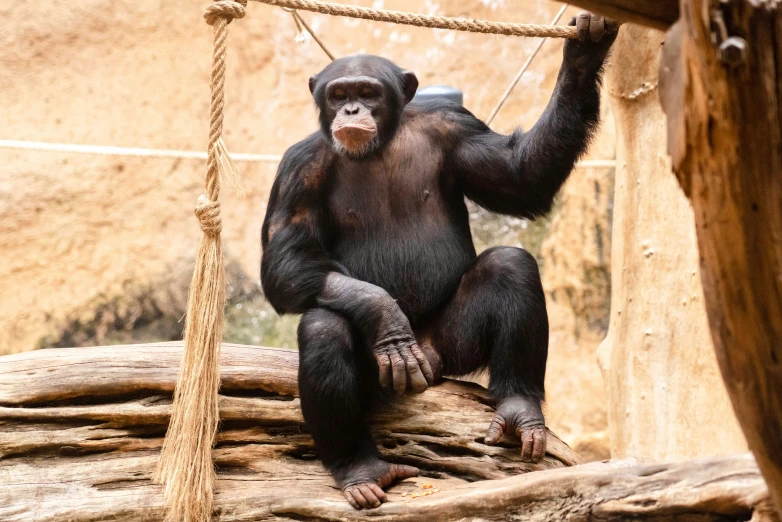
left=298, top=308, right=353, bottom=358
left=474, top=246, right=544, bottom=298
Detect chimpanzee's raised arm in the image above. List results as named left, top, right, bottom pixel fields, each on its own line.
left=440, top=14, right=617, bottom=220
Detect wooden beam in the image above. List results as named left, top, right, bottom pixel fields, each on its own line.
left=0, top=343, right=776, bottom=521
left=554, top=0, right=679, bottom=31
left=659, top=0, right=782, bottom=516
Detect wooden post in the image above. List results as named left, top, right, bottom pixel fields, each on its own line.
left=563, top=0, right=782, bottom=514
left=599, top=23, right=746, bottom=460
left=657, top=0, right=782, bottom=515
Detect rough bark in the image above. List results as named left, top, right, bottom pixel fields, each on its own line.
left=561, top=0, right=679, bottom=31
left=598, top=24, right=746, bottom=460
left=0, top=343, right=775, bottom=521
left=658, top=0, right=782, bottom=516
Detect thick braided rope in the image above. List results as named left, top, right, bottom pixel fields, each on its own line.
left=155, top=2, right=245, bottom=521
left=253, top=0, right=579, bottom=38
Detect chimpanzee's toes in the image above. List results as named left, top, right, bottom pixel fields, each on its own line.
left=518, top=425, right=547, bottom=463
left=343, top=483, right=385, bottom=509
left=340, top=459, right=418, bottom=509
left=484, top=413, right=507, bottom=446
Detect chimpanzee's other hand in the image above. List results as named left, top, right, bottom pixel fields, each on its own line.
left=371, top=301, right=434, bottom=395
left=563, top=11, right=619, bottom=72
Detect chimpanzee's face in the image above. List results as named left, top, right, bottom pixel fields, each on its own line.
left=323, top=75, right=388, bottom=157
left=309, top=55, right=418, bottom=159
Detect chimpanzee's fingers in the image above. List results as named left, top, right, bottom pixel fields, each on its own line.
left=375, top=352, right=392, bottom=389
left=410, top=344, right=434, bottom=386
left=576, top=11, right=591, bottom=41
left=389, top=349, right=407, bottom=396
left=531, top=427, right=547, bottom=462
left=606, top=18, right=619, bottom=34
left=590, top=14, right=606, bottom=42
left=484, top=414, right=506, bottom=445
left=398, top=344, right=428, bottom=393
left=519, top=426, right=535, bottom=462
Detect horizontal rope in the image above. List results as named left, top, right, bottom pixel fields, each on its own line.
left=0, top=139, right=615, bottom=168
left=253, top=0, right=579, bottom=38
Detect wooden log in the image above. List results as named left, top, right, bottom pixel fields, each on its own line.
left=0, top=343, right=776, bottom=521
left=659, top=0, right=782, bottom=516
left=556, top=0, right=679, bottom=31
left=0, top=342, right=576, bottom=521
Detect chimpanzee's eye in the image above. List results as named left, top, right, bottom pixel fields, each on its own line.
left=359, top=88, right=375, bottom=99
left=333, top=88, right=347, bottom=101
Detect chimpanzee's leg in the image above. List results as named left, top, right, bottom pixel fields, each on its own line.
left=297, top=308, right=418, bottom=509
left=429, top=246, right=549, bottom=462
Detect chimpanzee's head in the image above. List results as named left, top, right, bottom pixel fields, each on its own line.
left=309, top=55, right=418, bottom=158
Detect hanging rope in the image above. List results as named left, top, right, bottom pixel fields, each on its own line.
left=153, top=1, right=245, bottom=521
left=486, top=4, right=569, bottom=126
left=252, top=0, right=580, bottom=39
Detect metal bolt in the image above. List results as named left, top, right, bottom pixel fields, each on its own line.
left=719, top=37, right=748, bottom=67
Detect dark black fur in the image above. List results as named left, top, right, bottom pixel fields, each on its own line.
left=261, top=29, right=613, bottom=499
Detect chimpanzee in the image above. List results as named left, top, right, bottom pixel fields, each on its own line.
left=261, top=11, right=617, bottom=510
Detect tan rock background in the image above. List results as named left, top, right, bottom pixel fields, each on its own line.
left=2, top=0, right=619, bottom=458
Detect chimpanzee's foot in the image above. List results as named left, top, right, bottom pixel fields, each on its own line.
left=484, top=395, right=547, bottom=463
left=338, top=458, right=419, bottom=509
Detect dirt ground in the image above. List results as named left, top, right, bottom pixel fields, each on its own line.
left=1, top=0, right=614, bottom=459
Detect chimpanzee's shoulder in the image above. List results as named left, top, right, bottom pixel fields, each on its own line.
left=272, top=132, right=336, bottom=197
left=404, top=99, right=489, bottom=142
left=280, top=131, right=334, bottom=170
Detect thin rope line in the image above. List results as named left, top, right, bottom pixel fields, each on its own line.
left=285, top=8, right=336, bottom=60
left=0, top=140, right=281, bottom=162
left=486, top=4, right=569, bottom=126
left=252, top=0, right=579, bottom=39
left=0, top=139, right=614, bottom=167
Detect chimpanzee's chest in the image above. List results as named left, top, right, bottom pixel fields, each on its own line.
left=324, top=126, right=474, bottom=321
left=327, top=129, right=451, bottom=232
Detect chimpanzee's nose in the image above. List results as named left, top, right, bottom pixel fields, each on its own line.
left=344, top=104, right=360, bottom=115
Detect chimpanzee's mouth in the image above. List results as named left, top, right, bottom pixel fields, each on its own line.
left=332, top=124, right=379, bottom=156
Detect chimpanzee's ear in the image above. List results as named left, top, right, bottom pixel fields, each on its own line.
left=402, top=71, right=419, bottom=104
left=308, top=75, right=318, bottom=95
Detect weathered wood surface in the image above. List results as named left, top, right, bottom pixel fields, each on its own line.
left=0, top=343, right=775, bottom=520
left=0, top=343, right=776, bottom=521
left=559, top=0, right=679, bottom=31
left=0, top=342, right=576, bottom=521
left=659, top=0, right=782, bottom=516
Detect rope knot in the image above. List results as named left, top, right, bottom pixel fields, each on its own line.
left=204, top=0, right=247, bottom=25
left=195, top=195, right=223, bottom=235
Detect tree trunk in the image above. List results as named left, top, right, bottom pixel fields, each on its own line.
left=0, top=343, right=776, bottom=521
left=599, top=24, right=746, bottom=460
left=658, top=0, right=782, bottom=515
